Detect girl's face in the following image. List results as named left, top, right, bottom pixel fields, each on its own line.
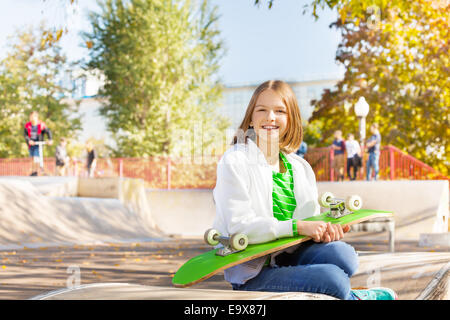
left=250, top=89, right=288, bottom=144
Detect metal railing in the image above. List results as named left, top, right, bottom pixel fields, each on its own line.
left=0, top=145, right=447, bottom=189
left=303, top=145, right=449, bottom=184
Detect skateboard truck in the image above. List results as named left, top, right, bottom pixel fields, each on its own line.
left=204, top=229, right=249, bottom=257
left=318, top=192, right=363, bottom=219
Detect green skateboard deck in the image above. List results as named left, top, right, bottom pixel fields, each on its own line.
left=172, top=209, right=393, bottom=288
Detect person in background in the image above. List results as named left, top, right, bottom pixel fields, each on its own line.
left=23, top=110, right=53, bottom=176
left=55, top=138, right=69, bottom=176
left=365, top=123, right=381, bottom=181
left=86, top=141, right=97, bottom=178
left=345, top=134, right=361, bottom=181
left=295, top=141, right=308, bottom=158
left=330, top=130, right=346, bottom=182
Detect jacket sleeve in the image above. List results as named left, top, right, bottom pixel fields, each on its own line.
left=42, top=126, right=52, bottom=141
left=24, top=126, right=30, bottom=145
left=213, top=152, right=293, bottom=244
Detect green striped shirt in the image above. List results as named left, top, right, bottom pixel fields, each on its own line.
left=272, top=152, right=298, bottom=236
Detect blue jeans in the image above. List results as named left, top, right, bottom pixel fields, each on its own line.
left=366, top=152, right=380, bottom=181
left=232, top=241, right=359, bottom=300
left=29, top=145, right=40, bottom=157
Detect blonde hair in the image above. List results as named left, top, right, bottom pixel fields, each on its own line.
left=231, top=80, right=303, bottom=154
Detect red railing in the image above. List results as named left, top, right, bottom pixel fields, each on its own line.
left=303, top=145, right=449, bottom=183
left=384, top=145, right=448, bottom=181
left=0, top=145, right=448, bottom=189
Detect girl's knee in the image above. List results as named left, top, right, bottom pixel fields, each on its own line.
left=316, top=264, right=351, bottom=300
left=325, top=241, right=359, bottom=277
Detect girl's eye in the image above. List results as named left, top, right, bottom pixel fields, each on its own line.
left=255, top=108, right=286, bottom=113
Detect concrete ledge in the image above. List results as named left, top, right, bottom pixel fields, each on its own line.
left=419, top=233, right=450, bottom=248
left=77, top=177, right=121, bottom=198
left=29, top=283, right=337, bottom=300
left=0, top=176, right=78, bottom=197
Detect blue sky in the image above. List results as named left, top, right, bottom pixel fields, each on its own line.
left=0, top=0, right=343, bottom=85
left=212, top=0, right=344, bottom=84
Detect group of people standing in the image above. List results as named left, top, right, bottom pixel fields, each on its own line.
left=294, top=123, right=381, bottom=182
left=23, top=111, right=97, bottom=177
left=331, top=123, right=381, bottom=182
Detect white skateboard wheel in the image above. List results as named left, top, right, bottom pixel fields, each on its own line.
left=346, top=195, right=362, bottom=211
left=204, top=228, right=220, bottom=246
left=230, top=233, right=248, bottom=251
left=319, top=192, right=334, bottom=208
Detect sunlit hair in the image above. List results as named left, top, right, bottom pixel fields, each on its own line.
left=231, top=80, right=303, bottom=154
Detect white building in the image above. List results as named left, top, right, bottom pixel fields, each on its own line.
left=60, top=70, right=112, bottom=146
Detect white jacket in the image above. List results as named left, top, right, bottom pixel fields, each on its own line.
left=212, top=138, right=320, bottom=284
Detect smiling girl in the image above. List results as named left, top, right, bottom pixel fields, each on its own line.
left=212, top=80, right=396, bottom=300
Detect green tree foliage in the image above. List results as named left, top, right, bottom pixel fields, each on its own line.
left=255, top=0, right=449, bottom=175
left=83, top=0, right=230, bottom=158
left=309, top=0, right=449, bottom=175
left=0, top=25, right=82, bottom=158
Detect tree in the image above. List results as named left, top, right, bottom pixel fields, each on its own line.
left=309, top=0, right=449, bottom=175
left=254, top=0, right=450, bottom=175
left=83, top=0, right=230, bottom=158
left=0, top=24, right=82, bottom=158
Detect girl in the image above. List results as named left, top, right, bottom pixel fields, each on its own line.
left=212, top=80, right=396, bottom=300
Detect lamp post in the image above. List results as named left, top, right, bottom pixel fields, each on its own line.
left=354, top=97, right=370, bottom=179
left=354, top=97, right=370, bottom=145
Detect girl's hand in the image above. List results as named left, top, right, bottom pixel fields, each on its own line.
left=321, top=223, right=351, bottom=243
left=297, top=221, right=327, bottom=242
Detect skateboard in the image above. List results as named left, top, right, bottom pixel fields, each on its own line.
left=172, top=192, right=393, bottom=288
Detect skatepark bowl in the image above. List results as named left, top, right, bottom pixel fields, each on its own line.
left=0, top=176, right=448, bottom=300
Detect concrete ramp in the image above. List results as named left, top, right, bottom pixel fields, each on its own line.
left=78, top=177, right=158, bottom=230
left=0, top=179, right=162, bottom=249
left=146, top=189, right=215, bottom=237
